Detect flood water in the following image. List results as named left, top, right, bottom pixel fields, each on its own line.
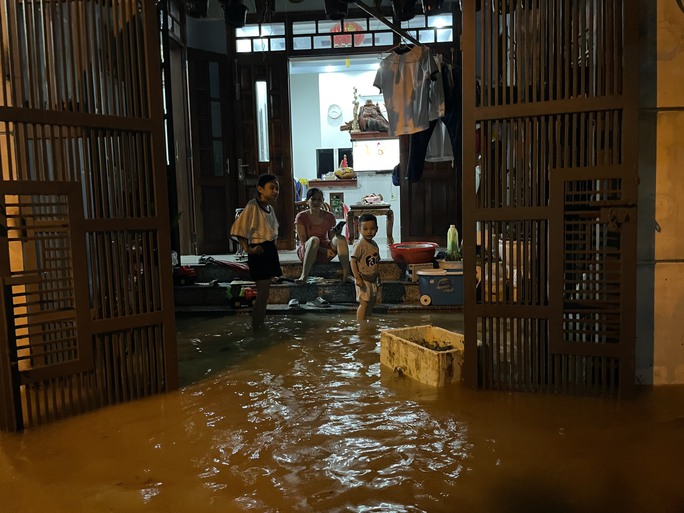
left=2, top=312, right=684, bottom=513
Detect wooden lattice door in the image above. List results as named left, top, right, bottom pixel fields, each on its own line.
left=0, top=0, right=177, bottom=431
left=461, top=0, right=639, bottom=396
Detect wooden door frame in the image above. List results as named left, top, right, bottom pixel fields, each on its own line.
left=233, top=54, right=295, bottom=250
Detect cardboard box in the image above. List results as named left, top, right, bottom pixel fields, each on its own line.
left=380, top=325, right=465, bottom=386
left=417, top=269, right=463, bottom=306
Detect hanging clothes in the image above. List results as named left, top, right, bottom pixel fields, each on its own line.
left=427, top=53, right=446, bottom=123
left=373, top=45, right=439, bottom=137
left=425, top=121, right=454, bottom=162
left=406, top=61, right=462, bottom=182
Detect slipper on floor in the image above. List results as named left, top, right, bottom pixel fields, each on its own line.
left=273, top=276, right=296, bottom=284
left=288, top=298, right=300, bottom=308
left=306, top=297, right=330, bottom=308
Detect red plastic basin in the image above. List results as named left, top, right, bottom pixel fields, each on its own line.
left=389, top=242, right=438, bottom=264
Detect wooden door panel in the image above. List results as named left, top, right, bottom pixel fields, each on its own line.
left=402, top=161, right=460, bottom=246
left=234, top=56, right=294, bottom=249
left=461, top=0, right=638, bottom=396
left=0, top=0, right=176, bottom=430
left=168, top=41, right=194, bottom=255
left=188, top=51, right=236, bottom=255
left=201, top=186, right=229, bottom=244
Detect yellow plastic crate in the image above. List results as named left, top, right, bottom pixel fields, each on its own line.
left=380, top=325, right=465, bottom=386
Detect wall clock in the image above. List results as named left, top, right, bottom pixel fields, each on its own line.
left=327, top=103, right=342, bottom=119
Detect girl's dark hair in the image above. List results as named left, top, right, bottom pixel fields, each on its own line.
left=306, top=187, right=323, bottom=201
left=257, top=173, right=278, bottom=188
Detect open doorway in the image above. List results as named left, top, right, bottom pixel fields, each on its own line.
left=288, top=55, right=401, bottom=247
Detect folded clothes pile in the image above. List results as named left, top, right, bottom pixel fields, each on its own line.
left=361, top=193, right=384, bottom=205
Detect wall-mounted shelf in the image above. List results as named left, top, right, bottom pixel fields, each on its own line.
left=350, top=131, right=394, bottom=141
left=308, top=178, right=358, bottom=188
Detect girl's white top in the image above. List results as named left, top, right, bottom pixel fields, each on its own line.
left=230, top=198, right=279, bottom=244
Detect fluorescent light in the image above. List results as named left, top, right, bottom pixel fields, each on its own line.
left=432, top=16, right=449, bottom=28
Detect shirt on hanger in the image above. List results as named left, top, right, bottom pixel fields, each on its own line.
left=373, top=45, right=438, bottom=137
left=428, top=53, right=446, bottom=122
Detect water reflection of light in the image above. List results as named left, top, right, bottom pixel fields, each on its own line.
left=139, top=483, right=162, bottom=502
left=4, top=313, right=682, bottom=513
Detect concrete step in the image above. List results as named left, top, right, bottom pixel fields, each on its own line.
left=173, top=255, right=463, bottom=313
left=187, top=256, right=406, bottom=283
left=174, top=278, right=420, bottom=307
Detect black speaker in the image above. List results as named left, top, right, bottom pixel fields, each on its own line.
left=186, top=0, right=209, bottom=18
left=223, top=0, right=248, bottom=28
left=324, top=0, right=349, bottom=20
left=392, top=0, right=416, bottom=21
left=421, top=0, right=444, bottom=13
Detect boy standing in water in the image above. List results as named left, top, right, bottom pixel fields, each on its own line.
left=230, top=174, right=282, bottom=329
left=350, top=213, right=381, bottom=321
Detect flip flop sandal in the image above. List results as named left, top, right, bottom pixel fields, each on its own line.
left=288, top=298, right=300, bottom=308
left=310, top=297, right=330, bottom=308
left=274, top=276, right=297, bottom=284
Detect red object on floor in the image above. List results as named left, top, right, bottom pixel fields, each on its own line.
left=173, top=266, right=197, bottom=285
left=199, top=255, right=250, bottom=279
left=389, top=242, right=438, bottom=264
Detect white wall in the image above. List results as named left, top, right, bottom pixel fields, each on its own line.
left=291, top=69, right=380, bottom=182
left=290, top=73, right=321, bottom=181
left=318, top=70, right=379, bottom=150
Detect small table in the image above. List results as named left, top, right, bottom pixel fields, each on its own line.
left=347, top=203, right=394, bottom=245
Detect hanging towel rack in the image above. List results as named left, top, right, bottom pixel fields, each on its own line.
left=353, top=0, right=424, bottom=47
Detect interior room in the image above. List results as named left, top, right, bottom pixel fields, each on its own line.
left=289, top=54, right=402, bottom=246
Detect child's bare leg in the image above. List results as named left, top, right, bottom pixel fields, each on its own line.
left=357, top=299, right=369, bottom=321
left=365, top=295, right=376, bottom=318
left=252, top=279, right=271, bottom=329
left=298, top=237, right=320, bottom=283
left=333, top=235, right=351, bottom=281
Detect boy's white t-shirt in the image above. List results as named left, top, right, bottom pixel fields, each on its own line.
left=351, top=238, right=380, bottom=282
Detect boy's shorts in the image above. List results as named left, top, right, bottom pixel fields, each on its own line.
left=355, top=279, right=378, bottom=303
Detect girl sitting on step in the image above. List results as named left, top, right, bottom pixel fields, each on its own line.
left=294, top=187, right=351, bottom=284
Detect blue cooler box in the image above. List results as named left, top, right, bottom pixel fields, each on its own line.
left=417, top=269, right=464, bottom=306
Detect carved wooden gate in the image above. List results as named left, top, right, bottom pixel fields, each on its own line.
left=461, top=0, right=638, bottom=395
left=0, top=0, right=177, bottom=431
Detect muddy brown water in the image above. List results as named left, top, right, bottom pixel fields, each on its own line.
left=2, top=312, right=684, bottom=512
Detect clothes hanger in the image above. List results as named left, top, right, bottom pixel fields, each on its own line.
left=382, top=40, right=414, bottom=55
left=377, top=37, right=423, bottom=61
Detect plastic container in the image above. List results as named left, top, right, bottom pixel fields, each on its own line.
left=389, top=242, right=438, bottom=264
left=447, top=224, right=459, bottom=258
left=380, top=325, right=465, bottom=386
left=417, top=268, right=464, bottom=306
left=436, top=259, right=464, bottom=270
